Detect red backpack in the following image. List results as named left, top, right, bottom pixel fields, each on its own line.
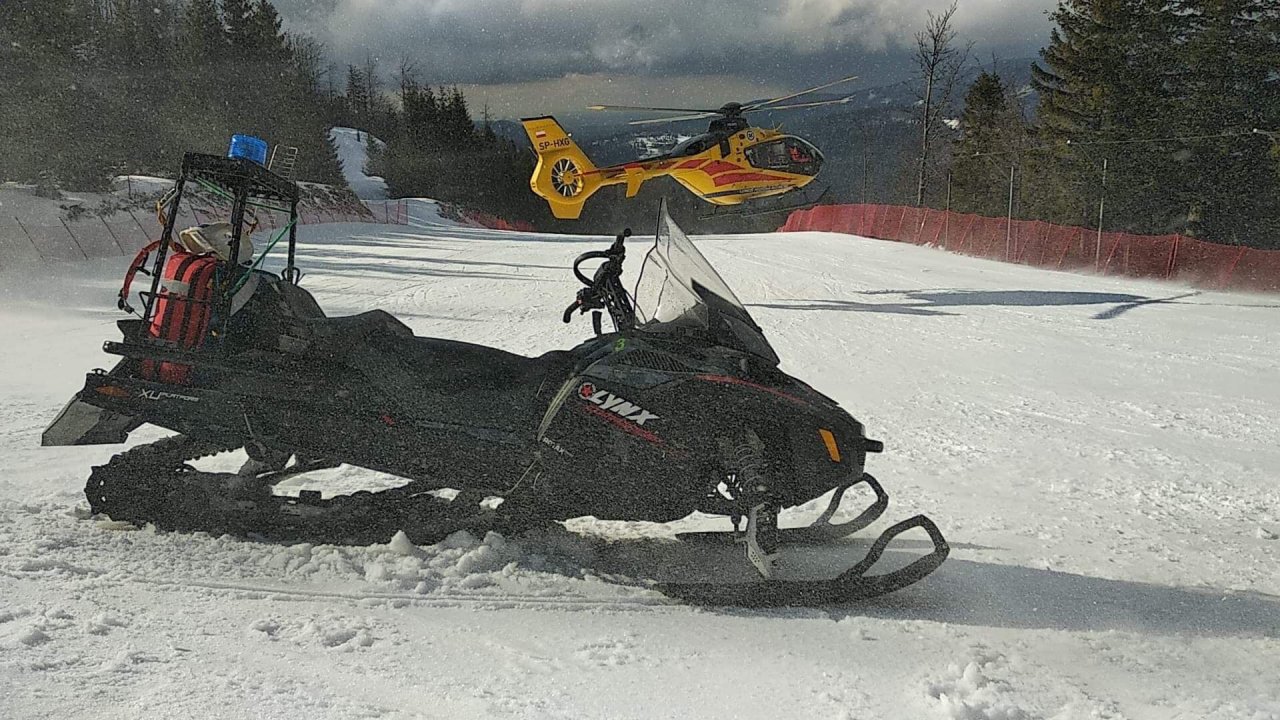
left=121, top=242, right=221, bottom=384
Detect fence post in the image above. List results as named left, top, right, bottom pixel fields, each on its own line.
left=1102, top=234, right=1122, bottom=274
left=1006, top=164, right=1016, bottom=261
left=944, top=172, right=952, bottom=248
left=955, top=214, right=976, bottom=254
left=1221, top=245, right=1248, bottom=289
left=100, top=216, right=127, bottom=254
left=1096, top=157, right=1108, bottom=271
left=60, top=218, right=90, bottom=260
left=1057, top=228, right=1078, bottom=269
left=14, top=216, right=45, bottom=259
left=128, top=208, right=154, bottom=242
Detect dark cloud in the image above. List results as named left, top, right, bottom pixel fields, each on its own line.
left=272, top=0, right=1056, bottom=113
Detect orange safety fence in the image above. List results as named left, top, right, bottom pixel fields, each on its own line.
left=780, top=204, right=1280, bottom=293
left=458, top=208, right=536, bottom=233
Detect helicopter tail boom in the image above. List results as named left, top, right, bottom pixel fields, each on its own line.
left=522, top=116, right=602, bottom=220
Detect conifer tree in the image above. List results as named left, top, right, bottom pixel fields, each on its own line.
left=1176, top=0, right=1280, bottom=245
left=950, top=72, right=1027, bottom=216
left=221, top=0, right=255, bottom=47
left=1032, top=0, right=1185, bottom=231
left=180, top=0, right=226, bottom=59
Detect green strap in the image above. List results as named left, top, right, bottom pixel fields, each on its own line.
left=229, top=219, right=297, bottom=296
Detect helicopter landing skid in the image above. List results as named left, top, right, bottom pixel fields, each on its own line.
left=697, top=186, right=830, bottom=221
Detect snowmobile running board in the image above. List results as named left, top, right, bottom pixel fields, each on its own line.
left=657, top=514, right=949, bottom=607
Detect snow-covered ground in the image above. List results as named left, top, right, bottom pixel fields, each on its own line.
left=330, top=127, right=388, bottom=201
left=3, top=204, right=1280, bottom=718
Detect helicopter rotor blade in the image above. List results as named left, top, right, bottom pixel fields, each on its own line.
left=627, top=112, right=720, bottom=126
left=743, top=96, right=857, bottom=114
left=588, top=104, right=723, bottom=114
left=744, top=75, right=860, bottom=111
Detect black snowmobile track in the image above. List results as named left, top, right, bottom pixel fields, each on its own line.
left=87, top=444, right=948, bottom=607
left=85, top=436, right=516, bottom=546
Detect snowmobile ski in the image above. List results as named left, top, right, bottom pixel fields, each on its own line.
left=656, top=514, right=949, bottom=607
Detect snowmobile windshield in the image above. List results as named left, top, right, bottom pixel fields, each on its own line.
left=632, top=202, right=780, bottom=365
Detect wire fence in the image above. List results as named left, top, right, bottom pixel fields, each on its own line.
left=0, top=197, right=410, bottom=266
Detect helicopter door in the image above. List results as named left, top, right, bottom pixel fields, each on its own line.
left=744, top=137, right=824, bottom=176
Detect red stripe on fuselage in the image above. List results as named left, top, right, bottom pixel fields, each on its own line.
left=702, top=161, right=740, bottom=176
left=712, top=172, right=789, bottom=187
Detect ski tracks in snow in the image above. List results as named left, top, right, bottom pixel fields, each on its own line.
left=6, top=220, right=1280, bottom=718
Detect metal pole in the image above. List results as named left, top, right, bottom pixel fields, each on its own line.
left=100, top=216, right=126, bottom=254
left=1006, top=164, right=1015, bottom=261
left=145, top=179, right=185, bottom=320
left=944, top=170, right=952, bottom=247
left=60, top=218, right=90, bottom=260
left=1096, top=157, right=1108, bottom=271
left=128, top=208, right=153, bottom=242
left=14, top=216, right=45, bottom=259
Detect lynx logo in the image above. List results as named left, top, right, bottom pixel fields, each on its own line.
left=577, top=383, right=659, bottom=426
left=139, top=389, right=199, bottom=403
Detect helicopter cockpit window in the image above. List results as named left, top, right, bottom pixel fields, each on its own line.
left=670, top=133, right=716, bottom=158
left=744, top=137, right=823, bottom=176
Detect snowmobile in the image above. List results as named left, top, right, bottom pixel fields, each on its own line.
left=43, top=151, right=949, bottom=606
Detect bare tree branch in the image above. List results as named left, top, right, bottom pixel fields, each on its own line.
left=914, top=1, right=970, bottom=206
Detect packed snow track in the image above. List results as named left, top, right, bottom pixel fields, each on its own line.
left=2, top=200, right=1278, bottom=718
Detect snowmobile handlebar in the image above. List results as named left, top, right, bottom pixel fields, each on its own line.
left=571, top=228, right=631, bottom=286
left=563, top=229, right=636, bottom=333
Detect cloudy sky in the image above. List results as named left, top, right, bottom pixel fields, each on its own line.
left=272, top=0, right=1058, bottom=118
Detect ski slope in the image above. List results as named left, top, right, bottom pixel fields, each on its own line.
left=2, top=205, right=1280, bottom=719
left=330, top=127, right=389, bottom=200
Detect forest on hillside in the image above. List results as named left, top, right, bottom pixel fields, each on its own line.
left=953, top=0, right=1280, bottom=247
left=2, top=1, right=1278, bottom=245
left=0, top=0, right=343, bottom=190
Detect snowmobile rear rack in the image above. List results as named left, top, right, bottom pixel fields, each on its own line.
left=182, top=152, right=300, bottom=207
left=141, top=152, right=302, bottom=351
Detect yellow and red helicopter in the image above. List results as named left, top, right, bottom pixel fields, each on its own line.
left=521, top=76, right=858, bottom=219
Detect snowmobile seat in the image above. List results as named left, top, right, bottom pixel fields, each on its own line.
left=297, top=311, right=576, bottom=431
left=305, top=310, right=413, bottom=358
left=364, top=333, right=577, bottom=432
left=409, top=336, right=576, bottom=428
